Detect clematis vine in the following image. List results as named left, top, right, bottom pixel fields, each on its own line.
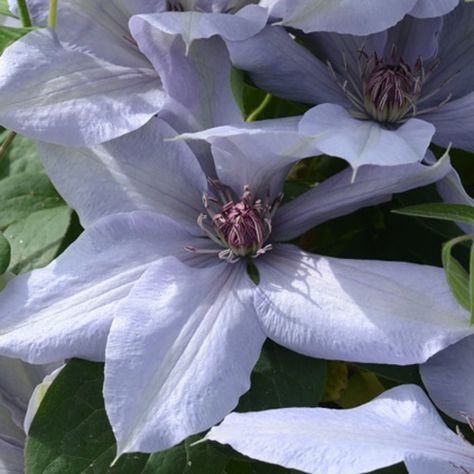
left=0, top=117, right=472, bottom=455
left=228, top=1, right=474, bottom=168
left=207, top=384, right=474, bottom=474
left=0, top=0, right=271, bottom=145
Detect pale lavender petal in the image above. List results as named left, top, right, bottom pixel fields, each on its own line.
left=227, top=26, right=345, bottom=105
left=422, top=92, right=474, bottom=152
left=435, top=160, right=474, bottom=234
left=132, top=5, right=268, bottom=49
left=254, top=245, right=472, bottom=364
left=423, top=2, right=474, bottom=101
left=130, top=16, right=242, bottom=133
left=272, top=153, right=451, bottom=241
left=178, top=118, right=321, bottom=199
left=420, top=335, right=474, bottom=423
left=38, top=118, right=206, bottom=230
left=0, top=212, right=195, bottom=364
left=0, top=440, right=23, bottom=473
left=0, top=29, right=163, bottom=146
left=299, top=104, right=435, bottom=168
left=208, top=385, right=474, bottom=474
left=384, top=16, right=442, bottom=66
left=261, top=0, right=418, bottom=35
left=104, top=257, right=265, bottom=454
left=409, top=0, right=459, bottom=18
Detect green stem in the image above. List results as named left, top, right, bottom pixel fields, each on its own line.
left=246, top=93, right=272, bottom=122
left=0, top=132, right=17, bottom=161
left=48, top=0, right=58, bottom=29
left=16, top=0, right=32, bottom=27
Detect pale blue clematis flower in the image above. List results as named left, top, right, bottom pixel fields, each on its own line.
left=0, top=0, right=269, bottom=145
left=207, top=384, right=474, bottom=474
left=229, top=2, right=474, bottom=169
left=0, top=355, right=59, bottom=473
left=261, top=0, right=460, bottom=35
left=0, top=117, right=471, bottom=455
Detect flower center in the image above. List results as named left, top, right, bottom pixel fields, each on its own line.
left=362, top=58, right=421, bottom=123
left=187, top=180, right=279, bottom=263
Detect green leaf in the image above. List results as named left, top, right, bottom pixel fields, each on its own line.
left=393, top=203, right=474, bottom=226
left=0, top=25, right=35, bottom=52
left=237, top=340, right=327, bottom=411
left=26, top=359, right=230, bottom=474
left=0, top=173, right=65, bottom=229
left=441, top=234, right=473, bottom=313
left=0, top=131, right=44, bottom=178
left=0, top=232, right=10, bottom=274
left=4, top=205, right=72, bottom=273
left=0, top=0, right=16, bottom=18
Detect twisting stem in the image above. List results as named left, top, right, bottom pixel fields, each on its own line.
left=0, top=132, right=17, bottom=161
left=16, top=0, right=32, bottom=27
left=246, top=93, right=272, bottom=122
left=48, top=0, right=58, bottom=29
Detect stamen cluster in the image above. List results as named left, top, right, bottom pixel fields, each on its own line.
left=190, top=180, right=279, bottom=263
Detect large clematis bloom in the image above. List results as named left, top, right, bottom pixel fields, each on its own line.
left=229, top=2, right=474, bottom=168
left=0, top=0, right=269, bottom=145
left=207, top=384, right=474, bottom=474
left=0, top=118, right=471, bottom=454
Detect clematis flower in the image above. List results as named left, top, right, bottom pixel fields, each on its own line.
left=207, top=384, right=474, bottom=474
left=0, top=0, right=270, bottom=145
left=228, top=2, right=474, bottom=168
left=0, top=356, right=59, bottom=473
left=261, top=0, right=460, bottom=35
left=0, top=117, right=471, bottom=455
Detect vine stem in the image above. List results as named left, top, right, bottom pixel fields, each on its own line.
left=16, top=0, right=32, bottom=27
left=48, top=0, right=58, bottom=29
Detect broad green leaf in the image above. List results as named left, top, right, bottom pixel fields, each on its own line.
left=26, top=359, right=229, bottom=474
left=237, top=340, right=327, bottom=411
left=0, top=173, right=65, bottom=229
left=393, top=203, right=474, bottom=226
left=0, top=131, right=43, bottom=178
left=441, top=234, right=473, bottom=314
left=4, top=205, right=72, bottom=273
left=0, top=232, right=10, bottom=274
left=356, top=363, right=422, bottom=386
left=0, top=25, right=34, bottom=52
left=0, top=0, right=16, bottom=18
left=337, top=371, right=385, bottom=409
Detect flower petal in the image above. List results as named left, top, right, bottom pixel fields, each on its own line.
left=208, top=385, right=474, bottom=474
left=422, top=92, right=474, bottom=152
left=420, top=335, right=474, bottom=422
left=254, top=244, right=472, bottom=364
left=0, top=440, right=23, bottom=473
left=409, top=0, right=459, bottom=18
left=104, top=257, right=265, bottom=454
left=272, top=152, right=451, bottom=241
left=178, top=118, right=321, bottom=199
left=0, top=211, right=194, bottom=364
left=226, top=25, right=344, bottom=105
left=38, top=118, right=207, bottom=229
left=262, top=0, right=418, bottom=35
left=0, top=29, right=163, bottom=146
left=129, top=15, right=242, bottom=133
left=299, top=103, right=435, bottom=168
left=423, top=2, right=474, bottom=101
left=131, top=5, right=268, bottom=49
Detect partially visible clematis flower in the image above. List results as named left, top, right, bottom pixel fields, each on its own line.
left=0, top=0, right=269, bottom=145
left=0, top=356, right=60, bottom=473
left=228, top=1, right=474, bottom=169
left=0, top=117, right=471, bottom=455
left=261, top=0, right=460, bottom=35
left=206, top=384, right=474, bottom=474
